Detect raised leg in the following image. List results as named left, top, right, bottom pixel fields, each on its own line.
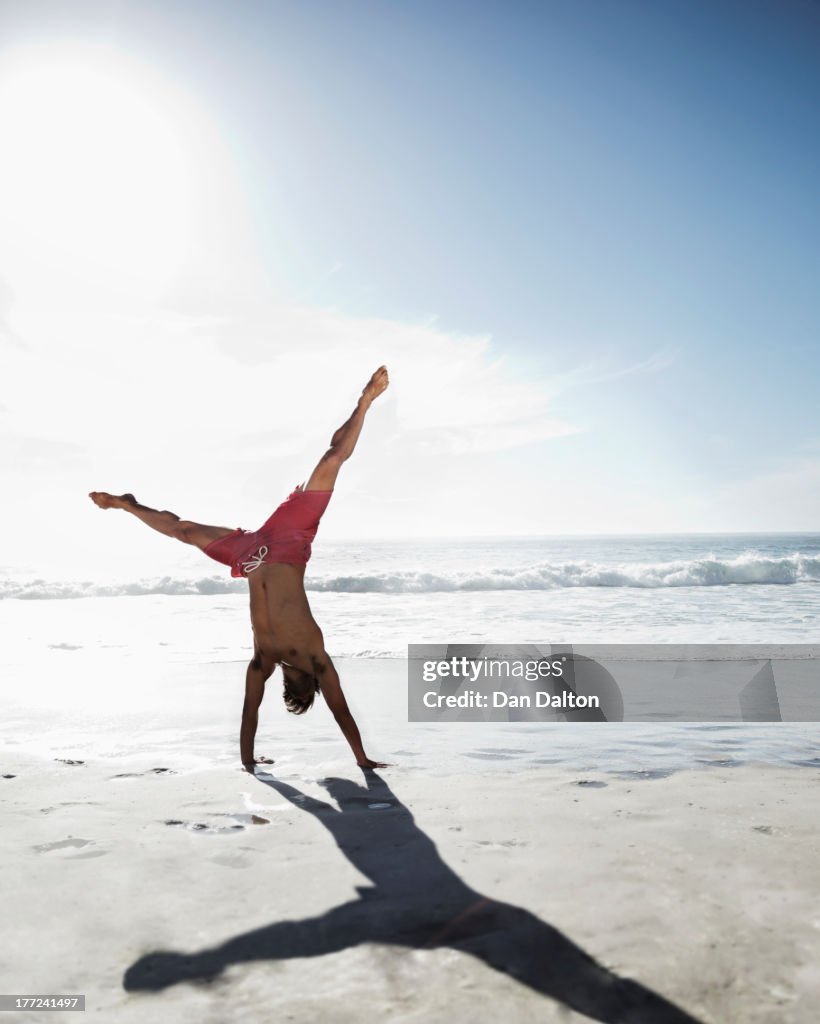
left=304, top=365, right=389, bottom=492
left=88, top=492, right=235, bottom=552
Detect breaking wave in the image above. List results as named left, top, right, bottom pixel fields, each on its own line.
left=3, top=552, right=820, bottom=599
left=308, top=553, right=820, bottom=592
left=1, top=576, right=246, bottom=600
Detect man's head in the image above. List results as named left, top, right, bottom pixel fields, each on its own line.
left=282, top=665, right=320, bottom=714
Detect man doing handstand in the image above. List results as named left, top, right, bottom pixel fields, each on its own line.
left=89, top=366, right=390, bottom=773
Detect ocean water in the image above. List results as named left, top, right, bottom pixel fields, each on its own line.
left=2, top=533, right=818, bottom=656
left=2, top=534, right=818, bottom=772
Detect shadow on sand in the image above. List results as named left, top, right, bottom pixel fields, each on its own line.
left=124, top=771, right=705, bottom=1023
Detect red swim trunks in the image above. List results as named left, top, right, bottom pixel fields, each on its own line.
left=203, top=488, right=333, bottom=578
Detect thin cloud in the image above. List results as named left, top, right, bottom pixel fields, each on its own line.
left=551, top=349, right=678, bottom=390
left=197, top=301, right=581, bottom=455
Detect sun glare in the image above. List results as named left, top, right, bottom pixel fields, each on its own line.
left=0, top=44, right=191, bottom=302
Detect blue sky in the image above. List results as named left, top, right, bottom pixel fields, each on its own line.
left=0, top=0, right=818, bottom=565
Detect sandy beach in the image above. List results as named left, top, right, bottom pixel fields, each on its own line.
left=3, top=0, right=819, bottom=1018
left=2, top=655, right=818, bottom=1024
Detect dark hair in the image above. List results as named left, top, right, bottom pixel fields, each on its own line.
left=282, top=668, right=320, bottom=715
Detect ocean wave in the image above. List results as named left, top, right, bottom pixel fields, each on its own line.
left=307, top=553, right=820, bottom=592
left=1, top=576, right=245, bottom=600
left=2, top=552, right=820, bottom=599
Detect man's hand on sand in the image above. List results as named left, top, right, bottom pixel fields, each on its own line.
left=242, top=756, right=274, bottom=773
left=357, top=758, right=392, bottom=769
left=361, top=366, right=389, bottom=405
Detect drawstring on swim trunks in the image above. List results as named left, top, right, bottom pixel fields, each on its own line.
left=241, top=546, right=268, bottom=573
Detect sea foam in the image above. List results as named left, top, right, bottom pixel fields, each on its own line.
left=3, top=551, right=819, bottom=599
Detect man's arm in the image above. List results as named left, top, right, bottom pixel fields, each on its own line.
left=318, top=656, right=389, bottom=769
left=240, top=660, right=274, bottom=771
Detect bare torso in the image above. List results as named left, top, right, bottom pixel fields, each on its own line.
left=247, top=562, right=324, bottom=670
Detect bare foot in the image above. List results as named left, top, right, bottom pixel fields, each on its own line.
left=361, top=365, right=389, bottom=404
left=89, top=491, right=136, bottom=510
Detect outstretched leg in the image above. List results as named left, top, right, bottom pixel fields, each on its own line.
left=304, top=365, right=389, bottom=492
left=88, top=492, right=235, bottom=552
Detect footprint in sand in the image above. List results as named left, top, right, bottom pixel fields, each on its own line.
left=3, top=774, right=15, bottom=779
left=164, top=812, right=270, bottom=834
left=221, top=813, right=270, bottom=826
left=33, top=837, right=108, bottom=859
left=111, top=767, right=177, bottom=780
left=55, top=759, right=85, bottom=766
left=40, top=801, right=100, bottom=813
left=573, top=780, right=608, bottom=789
left=332, top=796, right=397, bottom=811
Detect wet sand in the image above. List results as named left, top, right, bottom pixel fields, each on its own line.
left=1, top=654, right=818, bottom=1023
